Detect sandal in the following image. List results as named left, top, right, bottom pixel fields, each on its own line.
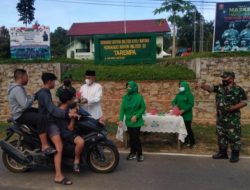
left=42, top=146, right=57, bottom=155
left=54, top=177, right=72, bottom=185
left=73, top=163, right=80, bottom=173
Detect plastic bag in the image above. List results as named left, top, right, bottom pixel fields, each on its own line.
left=76, top=91, right=81, bottom=99
left=116, top=126, right=124, bottom=142
left=150, top=107, right=157, bottom=115
left=171, top=106, right=181, bottom=116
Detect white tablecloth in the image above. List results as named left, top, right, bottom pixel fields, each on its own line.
left=123, top=113, right=188, bottom=142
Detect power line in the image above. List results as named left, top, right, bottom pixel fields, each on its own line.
left=134, top=0, right=217, bottom=4
left=46, top=0, right=216, bottom=5
left=41, top=0, right=156, bottom=8
left=41, top=0, right=216, bottom=10
left=55, top=0, right=162, bottom=5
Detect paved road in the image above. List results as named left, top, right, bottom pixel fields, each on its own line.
left=0, top=151, right=250, bottom=190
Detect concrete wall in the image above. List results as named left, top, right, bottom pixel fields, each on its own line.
left=72, top=80, right=250, bottom=125
left=0, top=57, right=250, bottom=125
left=162, top=57, right=250, bottom=124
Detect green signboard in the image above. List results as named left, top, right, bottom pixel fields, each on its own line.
left=94, top=33, right=156, bottom=64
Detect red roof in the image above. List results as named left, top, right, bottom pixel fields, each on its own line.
left=67, top=19, right=170, bottom=36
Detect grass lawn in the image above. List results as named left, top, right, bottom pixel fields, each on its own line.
left=69, top=63, right=195, bottom=81
left=158, top=51, right=250, bottom=63
left=0, top=122, right=10, bottom=139
left=107, top=124, right=250, bottom=155
left=0, top=122, right=249, bottom=155
left=0, top=58, right=196, bottom=81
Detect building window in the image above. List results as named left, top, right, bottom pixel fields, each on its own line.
left=76, top=49, right=87, bottom=53
left=76, top=39, right=90, bottom=53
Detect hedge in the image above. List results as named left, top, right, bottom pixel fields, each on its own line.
left=69, top=63, right=196, bottom=81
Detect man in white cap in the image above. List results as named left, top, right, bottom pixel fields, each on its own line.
left=79, top=70, right=103, bottom=120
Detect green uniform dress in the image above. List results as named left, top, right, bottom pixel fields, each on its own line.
left=172, top=81, right=195, bottom=145
left=172, top=81, right=194, bottom=121
left=119, top=81, right=146, bottom=156
left=119, top=81, right=146, bottom=128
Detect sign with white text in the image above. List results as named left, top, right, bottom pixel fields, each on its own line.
left=94, top=33, right=156, bottom=64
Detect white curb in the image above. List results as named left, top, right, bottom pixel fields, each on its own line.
left=118, top=150, right=250, bottom=159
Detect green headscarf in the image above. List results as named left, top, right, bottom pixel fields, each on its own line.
left=126, top=81, right=138, bottom=95
left=172, top=81, right=194, bottom=121
left=125, top=81, right=140, bottom=110
left=180, top=81, right=191, bottom=93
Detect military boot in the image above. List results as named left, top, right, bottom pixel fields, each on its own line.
left=212, top=148, right=229, bottom=159
left=230, top=150, right=239, bottom=163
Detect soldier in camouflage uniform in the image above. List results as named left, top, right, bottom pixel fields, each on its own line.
left=222, top=22, right=239, bottom=46
left=198, top=71, right=247, bottom=162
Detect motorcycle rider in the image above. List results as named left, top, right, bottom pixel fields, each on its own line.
left=7, top=69, right=56, bottom=155
left=36, top=72, right=77, bottom=185
left=58, top=89, right=85, bottom=173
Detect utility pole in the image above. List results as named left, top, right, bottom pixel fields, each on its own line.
left=172, top=12, right=176, bottom=58
left=199, top=0, right=204, bottom=52
left=193, top=9, right=197, bottom=52
left=124, top=0, right=127, bottom=34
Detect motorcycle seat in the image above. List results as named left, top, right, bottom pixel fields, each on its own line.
left=7, top=117, right=37, bottom=135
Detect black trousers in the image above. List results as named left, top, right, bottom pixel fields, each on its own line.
left=127, top=127, right=142, bottom=155
left=16, top=108, right=48, bottom=135
left=184, top=121, right=195, bottom=145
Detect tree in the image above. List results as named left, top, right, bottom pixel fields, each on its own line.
left=154, top=0, right=194, bottom=58
left=50, top=27, right=69, bottom=58
left=163, top=33, right=172, bottom=52
left=34, top=20, right=40, bottom=27
left=0, top=26, right=10, bottom=58
left=174, top=7, right=214, bottom=52
left=203, top=21, right=214, bottom=52
left=16, top=0, right=36, bottom=26
left=175, top=8, right=202, bottom=50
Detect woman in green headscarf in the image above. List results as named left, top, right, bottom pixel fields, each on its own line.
left=118, top=81, right=146, bottom=162
left=172, top=81, right=195, bottom=148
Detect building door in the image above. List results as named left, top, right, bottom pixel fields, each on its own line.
left=70, top=51, right=75, bottom=58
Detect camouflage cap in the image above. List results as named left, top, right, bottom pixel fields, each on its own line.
left=220, top=71, right=235, bottom=78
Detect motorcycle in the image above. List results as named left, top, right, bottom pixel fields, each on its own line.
left=0, top=109, right=119, bottom=174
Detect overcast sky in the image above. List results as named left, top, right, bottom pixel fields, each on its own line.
left=1, top=0, right=250, bottom=31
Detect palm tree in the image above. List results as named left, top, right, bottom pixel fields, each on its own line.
left=154, top=0, right=194, bottom=58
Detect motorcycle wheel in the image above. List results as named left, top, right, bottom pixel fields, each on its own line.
left=2, top=140, right=29, bottom=173
left=87, top=142, right=119, bottom=173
